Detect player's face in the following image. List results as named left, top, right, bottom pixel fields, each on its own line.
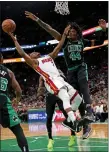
left=68, top=28, right=77, bottom=40
left=30, top=52, right=41, bottom=59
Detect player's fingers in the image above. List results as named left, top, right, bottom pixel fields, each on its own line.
left=8, top=32, right=13, bottom=36
left=66, top=25, right=71, bottom=32
left=26, top=16, right=30, bottom=18
left=99, top=19, right=105, bottom=23
left=25, top=11, right=31, bottom=14
left=25, top=12, right=32, bottom=16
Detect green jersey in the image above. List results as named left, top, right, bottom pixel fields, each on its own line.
left=63, top=38, right=91, bottom=71
left=0, top=65, right=11, bottom=96
left=63, top=30, right=106, bottom=71
left=0, top=65, right=21, bottom=128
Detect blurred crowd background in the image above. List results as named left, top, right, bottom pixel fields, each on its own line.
left=1, top=1, right=108, bottom=123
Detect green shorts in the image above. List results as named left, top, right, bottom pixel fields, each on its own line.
left=0, top=93, right=21, bottom=128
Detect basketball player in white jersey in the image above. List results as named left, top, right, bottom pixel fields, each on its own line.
left=8, top=26, right=83, bottom=132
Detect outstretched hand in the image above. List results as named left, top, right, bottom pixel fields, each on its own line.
left=25, top=11, right=38, bottom=21
left=64, top=25, right=71, bottom=36
left=8, top=32, right=17, bottom=42
left=98, top=19, right=106, bottom=31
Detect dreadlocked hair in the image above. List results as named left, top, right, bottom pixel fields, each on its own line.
left=68, top=22, right=83, bottom=40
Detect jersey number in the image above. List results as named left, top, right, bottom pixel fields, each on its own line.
left=70, top=52, right=81, bottom=61
left=0, top=77, right=8, bottom=91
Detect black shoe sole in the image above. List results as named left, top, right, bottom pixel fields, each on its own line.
left=62, top=122, right=76, bottom=132
left=82, top=128, right=92, bottom=140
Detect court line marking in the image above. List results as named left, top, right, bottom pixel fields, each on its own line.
left=10, top=144, right=17, bottom=147
left=9, top=136, right=108, bottom=147
left=30, top=146, right=108, bottom=151
left=30, top=140, right=37, bottom=143
left=53, top=137, right=108, bottom=143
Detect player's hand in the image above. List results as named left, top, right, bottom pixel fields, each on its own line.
left=63, top=25, right=71, bottom=36
left=25, top=11, right=39, bottom=21
left=98, top=19, right=106, bottom=31
left=8, top=32, right=17, bottom=42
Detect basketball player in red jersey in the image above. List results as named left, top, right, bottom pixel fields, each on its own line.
left=8, top=26, right=83, bottom=132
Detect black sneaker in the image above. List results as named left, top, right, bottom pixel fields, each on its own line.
left=62, top=119, right=82, bottom=132
left=82, top=125, right=92, bottom=139
left=84, top=113, right=95, bottom=123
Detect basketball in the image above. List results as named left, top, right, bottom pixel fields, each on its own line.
left=2, top=19, right=16, bottom=33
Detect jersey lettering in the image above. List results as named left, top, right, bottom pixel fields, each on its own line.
left=69, top=52, right=81, bottom=61
left=68, top=45, right=82, bottom=52
left=42, top=58, right=52, bottom=64
left=0, top=77, right=8, bottom=91
left=0, top=70, right=7, bottom=76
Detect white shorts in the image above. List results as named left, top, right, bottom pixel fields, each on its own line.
left=45, top=76, right=82, bottom=111
left=44, top=76, right=76, bottom=98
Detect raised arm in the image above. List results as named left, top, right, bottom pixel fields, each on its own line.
left=9, top=33, right=37, bottom=68
left=49, top=25, right=70, bottom=60
left=8, top=69, right=22, bottom=102
left=84, top=19, right=107, bottom=47
left=25, top=11, right=61, bottom=41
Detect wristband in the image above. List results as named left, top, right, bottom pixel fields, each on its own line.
left=35, top=18, right=39, bottom=22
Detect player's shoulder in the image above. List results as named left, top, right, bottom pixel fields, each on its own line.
left=0, top=64, right=10, bottom=73
left=7, top=68, right=15, bottom=79
left=7, top=68, right=13, bottom=74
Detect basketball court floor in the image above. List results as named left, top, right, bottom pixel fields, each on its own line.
left=1, top=122, right=108, bottom=151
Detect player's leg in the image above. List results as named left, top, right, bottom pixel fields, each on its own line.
left=46, top=93, right=55, bottom=149
left=57, top=87, right=82, bottom=132
left=67, top=68, right=92, bottom=139
left=78, top=64, right=94, bottom=119
left=57, top=99, right=76, bottom=146
left=67, top=70, right=86, bottom=121
left=77, top=64, right=94, bottom=139
left=9, top=124, right=29, bottom=152
left=45, top=79, right=81, bottom=132
left=61, top=82, right=83, bottom=132
left=0, top=94, right=29, bottom=151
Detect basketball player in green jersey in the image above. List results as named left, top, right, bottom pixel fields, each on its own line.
left=24, top=11, right=107, bottom=139
left=0, top=52, right=29, bottom=152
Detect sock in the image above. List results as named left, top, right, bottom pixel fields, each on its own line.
left=67, top=111, right=76, bottom=123
left=71, top=130, right=76, bottom=136
left=67, top=117, right=71, bottom=122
